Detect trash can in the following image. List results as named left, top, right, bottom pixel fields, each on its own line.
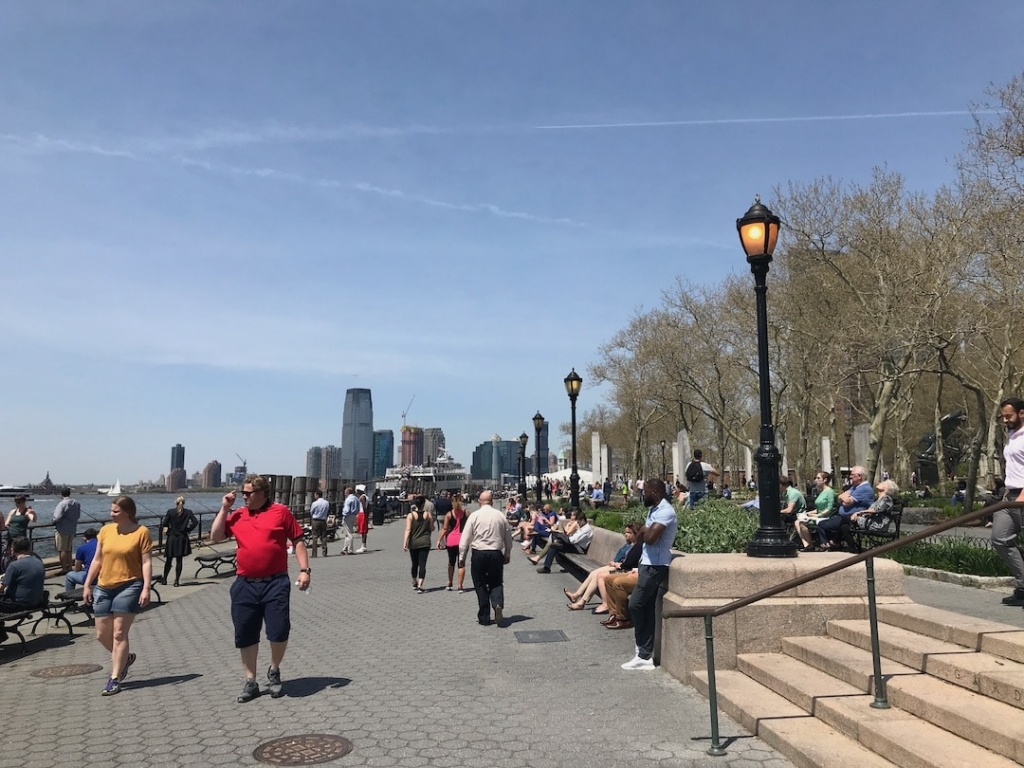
left=372, top=502, right=386, bottom=527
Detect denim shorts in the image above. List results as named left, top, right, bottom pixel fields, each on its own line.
left=92, top=579, right=144, bottom=616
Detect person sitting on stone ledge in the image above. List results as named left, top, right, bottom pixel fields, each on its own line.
left=530, top=510, right=594, bottom=573
left=522, top=505, right=557, bottom=554
left=565, top=523, right=640, bottom=611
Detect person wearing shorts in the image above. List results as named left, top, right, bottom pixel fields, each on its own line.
left=52, top=487, right=82, bottom=574
left=83, top=495, right=153, bottom=696
left=212, top=475, right=310, bottom=703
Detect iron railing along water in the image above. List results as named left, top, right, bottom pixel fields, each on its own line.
left=663, top=499, right=1024, bottom=757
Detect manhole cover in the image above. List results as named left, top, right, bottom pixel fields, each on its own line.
left=30, top=664, right=104, bottom=678
left=253, top=734, right=353, bottom=765
left=514, top=629, right=569, bottom=644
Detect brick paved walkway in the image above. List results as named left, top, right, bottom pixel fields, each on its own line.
left=2, top=514, right=792, bottom=768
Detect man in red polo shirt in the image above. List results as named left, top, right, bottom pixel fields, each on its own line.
left=212, top=475, right=311, bottom=703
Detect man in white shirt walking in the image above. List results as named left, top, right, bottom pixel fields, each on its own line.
left=458, top=491, right=513, bottom=626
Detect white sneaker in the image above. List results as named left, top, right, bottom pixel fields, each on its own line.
left=355, top=547, right=366, bottom=554
left=621, top=655, right=655, bottom=670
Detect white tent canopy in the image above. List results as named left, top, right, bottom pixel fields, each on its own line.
left=540, top=468, right=598, bottom=485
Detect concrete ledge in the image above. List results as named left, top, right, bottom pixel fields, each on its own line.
left=900, top=563, right=1014, bottom=589
left=659, top=554, right=906, bottom=684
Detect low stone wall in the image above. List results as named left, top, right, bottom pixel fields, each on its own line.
left=657, top=553, right=908, bottom=684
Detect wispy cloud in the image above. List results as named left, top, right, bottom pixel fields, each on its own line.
left=534, top=109, right=1000, bottom=131
left=0, top=132, right=136, bottom=158
left=177, top=156, right=587, bottom=227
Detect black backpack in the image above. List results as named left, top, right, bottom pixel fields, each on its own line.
left=685, top=461, right=706, bottom=483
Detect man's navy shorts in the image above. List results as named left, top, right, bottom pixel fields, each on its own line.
left=230, top=572, right=291, bottom=648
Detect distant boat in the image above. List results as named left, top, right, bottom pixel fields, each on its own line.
left=0, top=484, right=32, bottom=500
left=100, top=480, right=122, bottom=496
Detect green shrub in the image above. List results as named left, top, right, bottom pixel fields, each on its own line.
left=595, top=497, right=758, bottom=553
left=881, top=536, right=1011, bottom=577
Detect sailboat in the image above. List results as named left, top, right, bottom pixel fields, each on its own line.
left=105, top=479, right=122, bottom=497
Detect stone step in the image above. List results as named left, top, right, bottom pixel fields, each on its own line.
left=827, top=618, right=971, bottom=670
left=877, top=602, right=1024, bottom=659
left=780, top=635, right=917, bottom=694
left=815, top=693, right=1019, bottom=768
left=737, top=652, right=862, bottom=711
left=829, top=618, right=1024, bottom=710
left=886, top=673, right=1024, bottom=764
left=690, top=670, right=899, bottom=768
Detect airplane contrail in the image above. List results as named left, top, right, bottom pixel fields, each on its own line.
left=535, top=109, right=1000, bottom=130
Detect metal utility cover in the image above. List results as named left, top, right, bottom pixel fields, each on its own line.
left=514, top=629, right=569, bottom=643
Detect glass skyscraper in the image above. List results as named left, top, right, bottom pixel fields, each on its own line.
left=342, top=388, right=374, bottom=482
left=373, top=430, right=395, bottom=478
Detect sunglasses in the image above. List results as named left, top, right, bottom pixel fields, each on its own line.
left=241, top=491, right=256, bottom=497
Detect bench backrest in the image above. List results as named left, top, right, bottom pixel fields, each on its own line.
left=587, top=527, right=627, bottom=564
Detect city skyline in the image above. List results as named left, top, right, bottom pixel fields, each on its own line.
left=2, top=3, right=1021, bottom=484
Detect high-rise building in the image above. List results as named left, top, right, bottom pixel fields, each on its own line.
left=401, top=426, right=424, bottom=466
left=171, top=443, right=185, bottom=472
left=306, top=446, right=323, bottom=478
left=423, top=428, right=445, bottom=464
left=342, top=388, right=374, bottom=482
left=202, top=460, right=222, bottom=488
left=166, top=467, right=187, bottom=492
left=321, top=445, right=342, bottom=481
left=373, top=430, right=395, bottom=478
left=470, top=436, right=520, bottom=480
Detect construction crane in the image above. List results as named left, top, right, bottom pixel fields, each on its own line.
left=401, top=395, right=415, bottom=427
left=236, top=453, right=247, bottom=474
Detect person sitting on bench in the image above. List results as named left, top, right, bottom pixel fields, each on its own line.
left=531, top=511, right=594, bottom=573
left=1, top=536, right=46, bottom=613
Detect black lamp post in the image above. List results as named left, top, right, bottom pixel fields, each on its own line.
left=518, top=432, right=529, bottom=502
left=737, top=197, right=797, bottom=558
left=660, top=439, right=667, bottom=481
left=844, top=431, right=852, bottom=477
left=532, top=412, right=545, bottom=505
left=564, top=368, right=583, bottom=510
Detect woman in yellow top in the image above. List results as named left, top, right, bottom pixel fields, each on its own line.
left=83, top=495, right=153, bottom=696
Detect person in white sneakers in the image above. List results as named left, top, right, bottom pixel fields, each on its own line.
left=622, top=478, right=677, bottom=671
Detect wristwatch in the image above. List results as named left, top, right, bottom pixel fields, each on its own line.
left=299, top=568, right=312, bottom=574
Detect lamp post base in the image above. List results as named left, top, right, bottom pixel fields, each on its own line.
left=746, top=528, right=799, bottom=558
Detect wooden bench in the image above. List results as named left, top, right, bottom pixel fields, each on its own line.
left=0, top=591, right=77, bottom=653
left=555, top=527, right=627, bottom=578
left=194, top=551, right=237, bottom=578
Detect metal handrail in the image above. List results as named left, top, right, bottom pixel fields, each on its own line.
left=665, top=498, right=1024, bottom=756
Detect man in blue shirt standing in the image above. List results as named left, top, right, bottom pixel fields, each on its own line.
left=622, top=478, right=677, bottom=670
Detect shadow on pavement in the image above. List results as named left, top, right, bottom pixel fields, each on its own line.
left=498, top=614, right=531, bottom=627
left=0, top=632, right=79, bottom=663
left=284, top=676, right=351, bottom=698
left=124, top=673, right=202, bottom=690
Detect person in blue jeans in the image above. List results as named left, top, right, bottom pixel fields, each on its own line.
left=64, top=528, right=99, bottom=593
left=816, top=466, right=874, bottom=551
left=622, top=478, right=678, bottom=670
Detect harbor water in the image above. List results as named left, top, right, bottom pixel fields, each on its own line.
left=8, top=491, right=232, bottom=560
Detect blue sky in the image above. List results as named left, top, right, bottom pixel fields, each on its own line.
left=2, top=1, right=1022, bottom=486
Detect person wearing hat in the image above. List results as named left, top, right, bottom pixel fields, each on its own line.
left=64, top=528, right=99, bottom=593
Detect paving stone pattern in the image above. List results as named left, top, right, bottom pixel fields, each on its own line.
left=1, top=514, right=793, bottom=768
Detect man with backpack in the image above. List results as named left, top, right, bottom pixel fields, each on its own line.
left=683, top=449, right=719, bottom=508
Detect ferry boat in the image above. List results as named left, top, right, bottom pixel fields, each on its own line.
left=377, top=449, right=470, bottom=498
left=0, top=485, right=32, bottom=500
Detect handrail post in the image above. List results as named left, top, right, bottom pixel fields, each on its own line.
left=865, top=556, right=889, bottom=709
left=703, top=615, right=727, bottom=756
